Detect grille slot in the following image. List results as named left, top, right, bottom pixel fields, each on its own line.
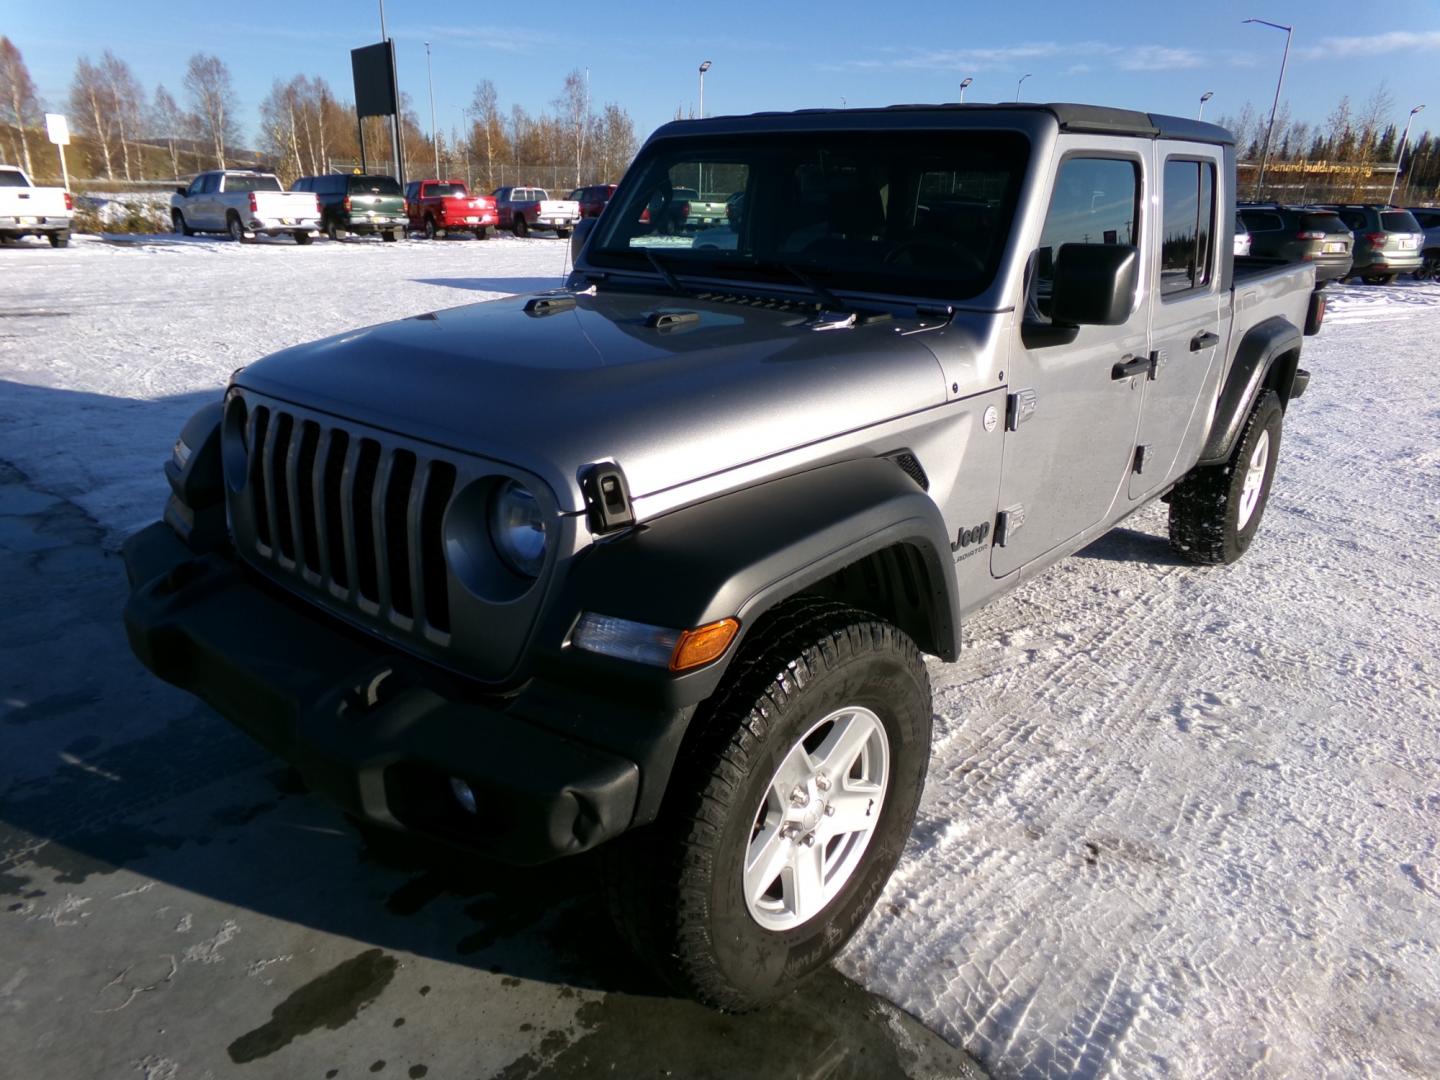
left=238, top=407, right=460, bottom=641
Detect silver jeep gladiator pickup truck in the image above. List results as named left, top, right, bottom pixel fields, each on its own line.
left=123, top=103, right=1325, bottom=1010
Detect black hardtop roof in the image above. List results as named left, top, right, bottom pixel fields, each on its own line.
left=651, top=102, right=1234, bottom=146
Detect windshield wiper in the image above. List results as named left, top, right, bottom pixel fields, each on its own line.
left=643, top=248, right=690, bottom=296
left=762, top=260, right=851, bottom=312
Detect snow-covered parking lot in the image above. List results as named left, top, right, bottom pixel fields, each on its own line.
left=2, top=233, right=1438, bottom=1077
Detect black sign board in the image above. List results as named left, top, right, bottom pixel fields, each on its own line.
left=351, top=41, right=397, bottom=118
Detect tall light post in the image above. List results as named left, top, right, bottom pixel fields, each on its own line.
left=1243, top=18, right=1293, bottom=200
left=1015, top=73, right=1032, bottom=101
left=959, top=76, right=973, bottom=103
left=1198, top=91, right=1214, bottom=120
left=698, top=59, right=712, bottom=118
left=425, top=42, right=439, bottom=177
left=1388, top=104, right=1426, bottom=203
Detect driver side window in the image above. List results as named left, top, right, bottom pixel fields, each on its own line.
left=1031, top=157, right=1139, bottom=317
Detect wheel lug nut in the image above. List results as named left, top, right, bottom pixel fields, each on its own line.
left=815, top=773, right=831, bottom=792
left=802, top=833, right=816, bottom=847
left=824, top=805, right=834, bottom=816
left=790, top=784, right=809, bottom=807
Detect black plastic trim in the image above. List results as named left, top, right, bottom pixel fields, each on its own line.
left=1198, top=316, right=1302, bottom=465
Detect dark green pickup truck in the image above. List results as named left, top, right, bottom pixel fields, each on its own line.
left=293, top=173, right=406, bottom=241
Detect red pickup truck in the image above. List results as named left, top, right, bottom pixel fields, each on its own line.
left=403, top=179, right=499, bottom=239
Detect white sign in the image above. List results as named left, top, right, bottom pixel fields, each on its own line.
left=45, top=113, right=70, bottom=146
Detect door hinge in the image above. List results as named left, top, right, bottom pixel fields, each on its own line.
left=1005, top=389, right=1037, bottom=431
left=1132, top=444, right=1151, bottom=474
left=994, top=504, right=1026, bottom=546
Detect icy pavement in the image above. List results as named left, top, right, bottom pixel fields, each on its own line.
left=2, top=234, right=1439, bottom=1076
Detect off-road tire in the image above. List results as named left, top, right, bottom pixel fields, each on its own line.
left=173, top=210, right=195, bottom=237
left=602, top=596, right=932, bottom=1011
left=513, top=216, right=528, bottom=237
left=48, top=229, right=70, bottom=248
left=1168, top=389, right=1283, bottom=565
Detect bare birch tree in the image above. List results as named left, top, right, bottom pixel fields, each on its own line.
left=184, top=53, right=238, bottom=169
left=0, top=37, right=41, bottom=176
left=70, top=56, right=115, bottom=180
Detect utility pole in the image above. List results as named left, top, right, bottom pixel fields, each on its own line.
left=1243, top=18, right=1293, bottom=200
left=425, top=42, right=439, bottom=176
left=379, top=0, right=404, bottom=184
left=1388, top=104, right=1426, bottom=204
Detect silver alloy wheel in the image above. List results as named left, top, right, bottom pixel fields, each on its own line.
left=743, top=705, right=890, bottom=931
left=1238, top=427, right=1270, bottom=530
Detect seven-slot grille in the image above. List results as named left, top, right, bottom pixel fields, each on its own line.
left=239, top=402, right=457, bottom=639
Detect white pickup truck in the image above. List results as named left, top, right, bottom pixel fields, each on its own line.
left=493, top=186, right=581, bottom=237
left=0, top=165, right=73, bottom=247
left=171, top=170, right=322, bottom=244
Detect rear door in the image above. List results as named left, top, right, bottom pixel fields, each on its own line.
left=1131, top=149, right=1225, bottom=499
left=991, top=145, right=1148, bottom=576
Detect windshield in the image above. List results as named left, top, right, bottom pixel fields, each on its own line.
left=1381, top=211, right=1421, bottom=232
left=588, top=130, right=1030, bottom=301
left=224, top=174, right=282, bottom=193
left=350, top=176, right=401, bottom=195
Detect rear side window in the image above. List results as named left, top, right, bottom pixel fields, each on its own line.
left=1036, top=157, right=1139, bottom=287
left=1381, top=211, right=1421, bottom=232
left=1160, top=159, right=1215, bottom=296
left=0, top=169, right=26, bottom=187
left=1335, top=210, right=1366, bottom=230
left=1241, top=210, right=1283, bottom=232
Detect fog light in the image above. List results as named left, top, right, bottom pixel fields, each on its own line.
left=449, top=777, right=478, bottom=815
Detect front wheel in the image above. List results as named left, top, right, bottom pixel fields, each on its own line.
left=603, top=598, right=932, bottom=1010
left=173, top=210, right=195, bottom=237
left=1168, top=389, right=1283, bottom=565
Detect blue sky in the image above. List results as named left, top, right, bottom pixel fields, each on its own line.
left=10, top=0, right=1439, bottom=149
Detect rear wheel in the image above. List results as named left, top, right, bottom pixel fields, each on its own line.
left=513, top=216, right=528, bottom=237
left=556, top=227, right=571, bottom=239
left=383, top=228, right=402, bottom=242
left=423, top=216, right=438, bottom=240
left=227, top=213, right=250, bottom=244
left=603, top=598, right=932, bottom=1010
left=1168, top=389, right=1283, bottom=565
left=48, top=229, right=70, bottom=248
left=293, top=230, right=313, bottom=245
left=473, top=227, right=491, bottom=240
left=1417, top=252, right=1438, bottom=281
left=326, top=219, right=344, bottom=242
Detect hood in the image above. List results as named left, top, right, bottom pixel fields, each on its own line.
left=236, top=289, right=952, bottom=513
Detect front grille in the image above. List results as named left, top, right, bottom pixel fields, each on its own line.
left=239, top=402, right=456, bottom=638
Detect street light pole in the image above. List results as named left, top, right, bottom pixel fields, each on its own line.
left=1388, top=104, right=1426, bottom=204
left=425, top=42, right=439, bottom=177
left=959, top=76, right=973, bottom=103
left=1015, top=73, right=1032, bottom=101
left=1198, top=91, right=1214, bottom=120
left=698, top=59, right=712, bottom=118
left=1243, top=18, right=1292, bottom=200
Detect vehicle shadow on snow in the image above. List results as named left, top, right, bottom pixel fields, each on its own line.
left=1074, top=525, right=1188, bottom=567
left=0, top=380, right=975, bottom=1078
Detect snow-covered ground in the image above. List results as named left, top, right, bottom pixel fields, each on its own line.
left=3, top=234, right=1438, bottom=1076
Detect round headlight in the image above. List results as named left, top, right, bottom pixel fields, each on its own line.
left=489, top=480, right=547, bottom=577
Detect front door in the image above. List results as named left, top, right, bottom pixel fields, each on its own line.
left=992, top=146, right=1149, bottom=577
left=1131, top=150, right=1225, bottom=499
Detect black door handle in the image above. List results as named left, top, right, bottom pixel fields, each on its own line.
left=1111, top=354, right=1152, bottom=380
left=1190, top=330, right=1220, bottom=352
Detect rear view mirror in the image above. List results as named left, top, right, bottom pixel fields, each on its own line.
left=570, top=217, right=596, bottom=264
left=1050, top=243, right=1139, bottom=326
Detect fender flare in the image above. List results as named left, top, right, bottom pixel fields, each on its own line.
left=536, top=457, right=961, bottom=706
left=1198, top=316, right=1302, bottom=466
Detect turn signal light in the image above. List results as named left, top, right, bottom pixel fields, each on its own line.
left=670, top=619, right=741, bottom=672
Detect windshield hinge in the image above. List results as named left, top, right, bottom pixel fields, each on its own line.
left=581, top=463, right=635, bottom=534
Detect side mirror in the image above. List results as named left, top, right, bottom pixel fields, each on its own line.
left=570, top=216, right=596, bottom=264
left=1051, top=243, right=1138, bottom=326
left=176, top=185, right=188, bottom=197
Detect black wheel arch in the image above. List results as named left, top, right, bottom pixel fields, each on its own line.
left=1197, top=315, right=1302, bottom=466
left=533, top=456, right=961, bottom=709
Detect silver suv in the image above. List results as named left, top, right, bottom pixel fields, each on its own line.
left=1320, top=204, right=1424, bottom=283
left=1407, top=207, right=1440, bottom=280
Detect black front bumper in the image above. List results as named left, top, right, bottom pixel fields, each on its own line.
left=122, top=522, right=643, bottom=865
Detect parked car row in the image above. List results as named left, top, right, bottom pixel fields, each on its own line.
left=1238, top=201, right=1433, bottom=286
